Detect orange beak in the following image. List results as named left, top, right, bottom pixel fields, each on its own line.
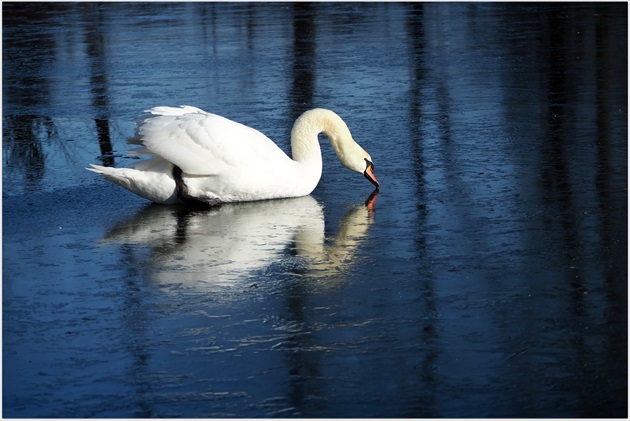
left=364, top=159, right=379, bottom=188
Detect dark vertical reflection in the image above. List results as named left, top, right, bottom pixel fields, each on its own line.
left=594, top=4, right=628, bottom=414
left=2, top=3, right=59, bottom=192
left=283, top=285, right=323, bottom=416
left=2, top=3, right=57, bottom=110
left=83, top=4, right=151, bottom=415
left=536, top=6, right=629, bottom=415
left=246, top=3, right=256, bottom=54
left=282, top=4, right=321, bottom=415
left=83, top=4, right=114, bottom=167
left=196, top=2, right=217, bottom=56
left=289, top=2, right=316, bottom=122
left=541, top=8, right=587, bottom=310
left=406, top=4, right=439, bottom=417
left=491, top=4, right=626, bottom=416
left=119, top=244, right=153, bottom=418
left=539, top=10, right=597, bottom=414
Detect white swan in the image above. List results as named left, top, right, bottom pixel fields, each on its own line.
left=87, top=106, right=379, bottom=205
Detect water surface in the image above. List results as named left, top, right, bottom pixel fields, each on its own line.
left=3, top=2, right=627, bottom=417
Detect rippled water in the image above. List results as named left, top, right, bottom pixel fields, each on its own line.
left=3, top=3, right=627, bottom=417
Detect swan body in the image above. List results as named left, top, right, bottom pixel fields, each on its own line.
left=88, top=106, right=379, bottom=205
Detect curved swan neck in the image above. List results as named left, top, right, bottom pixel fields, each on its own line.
left=290, top=108, right=352, bottom=164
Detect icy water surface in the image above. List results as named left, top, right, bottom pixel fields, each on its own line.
left=3, top=2, right=627, bottom=418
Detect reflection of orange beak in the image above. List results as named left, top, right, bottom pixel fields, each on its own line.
left=365, top=189, right=379, bottom=214
left=364, top=160, right=379, bottom=188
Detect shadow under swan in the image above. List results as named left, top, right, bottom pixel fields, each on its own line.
left=103, top=192, right=378, bottom=292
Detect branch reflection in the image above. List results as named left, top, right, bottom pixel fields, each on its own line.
left=103, top=193, right=378, bottom=291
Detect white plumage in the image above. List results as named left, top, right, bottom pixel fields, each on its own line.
left=88, top=106, right=378, bottom=205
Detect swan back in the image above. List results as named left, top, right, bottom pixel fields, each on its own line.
left=131, top=107, right=288, bottom=176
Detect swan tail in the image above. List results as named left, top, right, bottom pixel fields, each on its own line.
left=86, top=163, right=179, bottom=204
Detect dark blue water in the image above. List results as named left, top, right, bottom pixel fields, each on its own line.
left=3, top=3, right=627, bottom=417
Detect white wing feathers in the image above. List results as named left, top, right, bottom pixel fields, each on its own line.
left=127, top=106, right=288, bottom=176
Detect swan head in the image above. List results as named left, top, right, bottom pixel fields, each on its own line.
left=339, top=142, right=379, bottom=189
left=363, top=158, right=379, bottom=188
left=292, top=108, right=379, bottom=189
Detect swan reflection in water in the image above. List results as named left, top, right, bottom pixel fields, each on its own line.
left=103, top=191, right=378, bottom=291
